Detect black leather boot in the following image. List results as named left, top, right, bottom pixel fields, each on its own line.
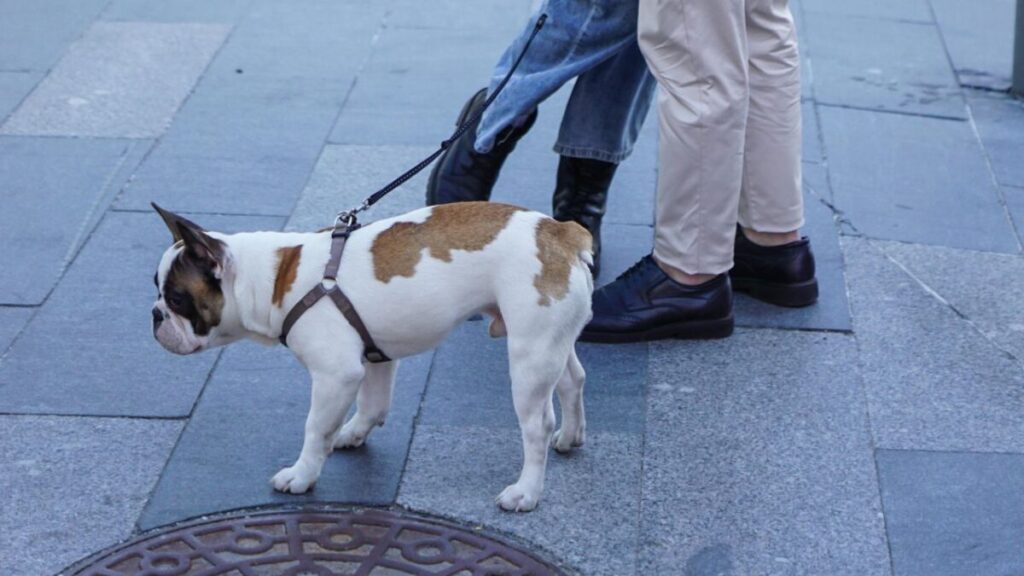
left=426, top=88, right=537, bottom=205
left=730, top=226, right=818, bottom=307
left=552, top=156, right=616, bottom=277
left=580, top=255, right=734, bottom=343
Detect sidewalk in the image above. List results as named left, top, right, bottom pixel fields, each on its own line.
left=2, top=0, right=1024, bottom=574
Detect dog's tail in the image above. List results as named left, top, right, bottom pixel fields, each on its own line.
left=540, top=219, right=592, bottom=264
left=540, top=216, right=598, bottom=284
left=564, top=221, right=594, bottom=270
left=571, top=224, right=596, bottom=294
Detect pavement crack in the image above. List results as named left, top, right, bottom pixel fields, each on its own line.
left=874, top=240, right=1024, bottom=369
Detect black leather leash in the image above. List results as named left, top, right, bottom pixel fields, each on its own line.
left=333, top=13, right=548, bottom=229
left=279, top=14, right=548, bottom=362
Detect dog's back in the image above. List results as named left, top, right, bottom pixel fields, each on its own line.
left=337, top=202, right=593, bottom=358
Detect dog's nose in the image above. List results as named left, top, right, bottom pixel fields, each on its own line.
left=152, top=307, right=164, bottom=328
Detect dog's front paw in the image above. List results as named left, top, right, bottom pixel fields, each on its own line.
left=496, top=483, right=541, bottom=512
left=552, top=427, right=586, bottom=454
left=271, top=465, right=317, bottom=494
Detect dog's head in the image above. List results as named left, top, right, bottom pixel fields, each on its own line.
left=150, top=203, right=236, bottom=355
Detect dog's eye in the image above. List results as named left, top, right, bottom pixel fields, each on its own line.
left=166, top=292, right=184, bottom=309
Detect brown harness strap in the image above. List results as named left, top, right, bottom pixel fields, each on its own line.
left=278, top=224, right=390, bottom=364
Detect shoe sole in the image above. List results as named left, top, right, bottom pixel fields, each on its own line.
left=579, top=314, right=734, bottom=343
left=731, top=276, right=819, bottom=308
left=425, top=89, right=485, bottom=206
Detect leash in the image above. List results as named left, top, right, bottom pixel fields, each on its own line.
left=333, top=13, right=548, bottom=228
left=280, top=14, right=549, bottom=360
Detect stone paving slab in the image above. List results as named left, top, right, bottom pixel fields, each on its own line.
left=641, top=330, right=891, bottom=575
left=0, top=415, right=183, bottom=576
left=792, top=0, right=813, bottom=102
left=968, top=92, right=1024, bottom=189
left=398, top=425, right=643, bottom=576
left=802, top=102, right=823, bottom=163
left=820, top=106, right=1018, bottom=252
left=878, top=240, right=1024, bottom=361
left=201, top=0, right=385, bottom=82
left=0, top=136, right=149, bottom=305
left=802, top=155, right=833, bottom=203
left=734, top=167, right=852, bottom=332
left=844, top=236, right=1024, bottom=453
left=876, top=449, right=1024, bottom=576
left=930, top=0, right=1015, bottom=90
left=419, top=321, right=647, bottom=434
left=388, top=0, right=531, bottom=34
left=0, top=71, right=40, bottom=122
left=0, top=307, right=33, bottom=356
left=804, top=14, right=965, bottom=119
left=595, top=223, right=654, bottom=287
left=0, top=211, right=283, bottom=417
left=116, top=75, right=348, bottom=216
left=102, top=0, right=253, bottom=23
left=328, top=27, right=504, bottom=146
left=0, top=0, right=109, bottom=72
left=1, top=22, right=228, bottom=138
left=139, top=343, right=434, bottom=530
left=799, top=0, right=931, bottom=22
left=1004, top=186, right=1024, bottom=236
left=287, top=144, right=436, bottom=231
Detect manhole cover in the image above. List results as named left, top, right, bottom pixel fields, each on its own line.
left=66, top=508, right=566, bottom=576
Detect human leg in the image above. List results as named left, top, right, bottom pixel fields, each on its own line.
left=428, top=0, right=652, bottom=208
left=582, top=0, right=750, bottom=342
left=552, top=35, right=656, bottom=276
left=731, top=0, right=817, bottom=307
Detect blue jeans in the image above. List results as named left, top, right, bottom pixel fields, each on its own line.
left=476, top=0, right=656, bottom=164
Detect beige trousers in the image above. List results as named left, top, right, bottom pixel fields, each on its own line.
left=638, top=0, right=803, bottom=275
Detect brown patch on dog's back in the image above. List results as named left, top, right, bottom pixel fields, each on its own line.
left=534, top=218, right=592, bottom=306
left=371, top=202, right=525, bottom=283
left=273, top=245, right=303, bottom=307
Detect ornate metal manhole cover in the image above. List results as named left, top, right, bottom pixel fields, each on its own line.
left=66, top=508, right=566, bottom=576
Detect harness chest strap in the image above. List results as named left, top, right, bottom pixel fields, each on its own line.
left=278, top=225, right=391, bottom=364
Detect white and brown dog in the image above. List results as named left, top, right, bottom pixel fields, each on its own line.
left=151, top=201, right=593, bottom=511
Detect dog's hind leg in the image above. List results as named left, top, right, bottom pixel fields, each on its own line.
left=552, top=347, right=586, bottom=453
left=496, top=335, right=567, bottom=512
left=335, top=360, right=398, bottom=449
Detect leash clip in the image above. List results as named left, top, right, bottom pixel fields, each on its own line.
left=334, top=203, right=365, bottom=229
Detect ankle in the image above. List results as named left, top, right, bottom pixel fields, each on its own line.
left=653, top=255, right=717, bottom=286
left=742, top=227, right=800, bottom=247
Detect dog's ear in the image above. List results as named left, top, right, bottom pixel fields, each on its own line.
left=152, top=202, right=205, bottom=244
left=178, top=222, right=225, bottom=265
left=152, top=202, right=227, bottom=277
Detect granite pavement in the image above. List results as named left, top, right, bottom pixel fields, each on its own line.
left=2, top=0, right=1023, bottom=574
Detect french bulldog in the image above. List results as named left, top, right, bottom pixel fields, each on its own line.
left=151, top=201, right=593, bottom=512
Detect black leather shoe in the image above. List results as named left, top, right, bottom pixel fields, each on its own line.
left=552, top=156, right=615, bottom=277
left=730, top=226, right=818, bottom=307
left=580, top=255, right=734, bottom=343
left=426, top=88, right=537, bottom=205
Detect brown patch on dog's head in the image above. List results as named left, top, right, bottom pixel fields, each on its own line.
left=273, top=245, right=302, bottom=307
left=534, top=218, right=592, bottom=306
left=163, top=253, right=225, bottom=336
left=371, top=202, right=525, bottom=283
left=153, top=203, right=227, bottom=336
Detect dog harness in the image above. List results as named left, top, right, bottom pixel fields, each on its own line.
left=278, top=220, right=390, bottom=363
